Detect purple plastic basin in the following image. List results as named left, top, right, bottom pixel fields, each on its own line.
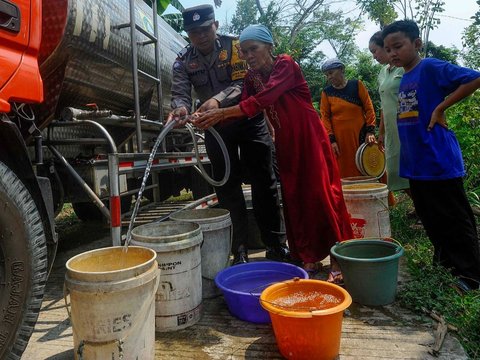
left=214, top=261, right=309, bottom=323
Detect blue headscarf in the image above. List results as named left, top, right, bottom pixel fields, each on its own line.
left=239, top=24, right=274, bottom=44
left=321, top=58, right=345, bottom=72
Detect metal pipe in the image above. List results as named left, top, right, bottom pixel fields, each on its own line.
left=60, top=107, right=112, bottom=121
left=134, top=23, right=157, bottom=41
left=44, top=139, right=109, bottom=146
left=108, top=153, right=122, bottom=246
left=48, top=145, right=111, bottom=220
left=138, top=69, right=161, bottom=84
left=117, top=151, right=207, bottom=160
left=151, top=0, right=164, bottom=124
left=120, top=183, right=156, bottom=197
left=129, top=0, right=143, bottom=152
left=48, top=119, right=118, bottom=153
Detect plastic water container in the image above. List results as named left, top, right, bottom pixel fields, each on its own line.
left=215, top=261, right=308, bottom=323
left=341, top=175, right=379, bottom=185
left=131, top=221, right=203, bottom=332
left=260, top=278, right=352, bottom=360
left=331, top=239, right=404, bottom=305
left=170, top=209, right=232, bottom=298
left=65, top=246, right=159, bottom=359
left=342, top=183, right=391, bottom=238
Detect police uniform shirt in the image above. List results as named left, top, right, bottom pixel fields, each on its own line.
left=171, top=35, right=248, bottom=111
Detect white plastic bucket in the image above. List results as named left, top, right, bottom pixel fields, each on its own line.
left=341, top=176, right=379, bottom=185
left=342, top=183, right=391, bottom=239
left=65, top=246, right=159, bottom=360
left=131, top=221, right=203, bottom=332
left=170, top=209, right=232, bottom=298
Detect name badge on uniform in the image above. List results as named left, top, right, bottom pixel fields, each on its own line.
left=218, top=49, right=228, bottom=61
left=189, top=62, right=199, bottom=69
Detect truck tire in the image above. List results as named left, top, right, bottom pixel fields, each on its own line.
left=0, top=161, right=48, bottom=360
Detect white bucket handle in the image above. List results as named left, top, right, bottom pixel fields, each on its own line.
left=63, top=282, right=71, bottom=321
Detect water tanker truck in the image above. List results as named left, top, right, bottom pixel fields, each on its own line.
left=0, top=0, right=214, bottom=357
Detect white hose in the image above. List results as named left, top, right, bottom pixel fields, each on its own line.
left=124, top=120, right=230, bottom=247
left=185, top=123, right=230, bottom=187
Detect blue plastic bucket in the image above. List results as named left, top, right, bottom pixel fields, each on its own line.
left=215, top=261, right=309, bottom=323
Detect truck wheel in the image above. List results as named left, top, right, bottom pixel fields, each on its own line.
left=0, top=161, right=48, bottom=360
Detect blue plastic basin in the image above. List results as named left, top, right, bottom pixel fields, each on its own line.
left=214, top=261, right=309, bottom=323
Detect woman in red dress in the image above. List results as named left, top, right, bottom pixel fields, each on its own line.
left=194, top=25, right=352, bottom=280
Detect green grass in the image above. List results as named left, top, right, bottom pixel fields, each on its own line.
left=55, top=203, right=80, bottom=229
left=391, top=195, right=480, bottom=359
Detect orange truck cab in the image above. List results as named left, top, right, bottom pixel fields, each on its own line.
left=0, top=0, right=43, bottom=112
left=0, top=1, right=208, bottom=358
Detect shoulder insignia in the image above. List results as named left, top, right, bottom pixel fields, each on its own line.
left=177, top=44, right=192, bottom=60
left=173, top=60, right=183, bottom=70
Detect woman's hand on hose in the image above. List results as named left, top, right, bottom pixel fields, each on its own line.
left=193, top=105, right=244, bottom=129
left=331, top=142, right=340, bottom=157
left=192, top=109, right=224, bottom=129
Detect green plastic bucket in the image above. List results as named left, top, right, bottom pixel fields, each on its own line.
left=330, top=239, right=404, bottom=306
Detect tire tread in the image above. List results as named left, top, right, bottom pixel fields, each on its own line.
left=0, top=162, right=48, bottom=360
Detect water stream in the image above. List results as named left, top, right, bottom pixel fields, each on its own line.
left=122, top=121, right=230, bottom=251
left=123, top=121, right=176, bottom=250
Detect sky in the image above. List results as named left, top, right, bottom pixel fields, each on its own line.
left=167, top=0, right=478, bottom=57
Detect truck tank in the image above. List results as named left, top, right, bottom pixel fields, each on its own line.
left=36, top=0, right=186, bottom=131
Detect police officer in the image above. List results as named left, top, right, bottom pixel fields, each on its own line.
left=169, top=4, right=289, bottom=265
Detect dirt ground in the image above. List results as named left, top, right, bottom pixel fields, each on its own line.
left=21, top=219, right=468, bottom=360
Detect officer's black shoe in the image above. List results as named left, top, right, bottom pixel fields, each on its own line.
left=232, top=251, right=249, bottom=265
left=453, top=277, right=480, bottom=293
left=265, top=243, right=291, bottom=262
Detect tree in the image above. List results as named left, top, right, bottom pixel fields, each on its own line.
left=146, top=0, right=184, bottom=15
left=414, top=0, right=445, bottom=55
left=225, top=0, right=365, bottom=105
left=424, top=41, right=459, bottom=64
left=162, top=13, right=183, bottom=32
left=356, top=0, right=445, bottom=55
left=229, top=0, right=259, bottom=34
left=462, top=24, right=480, bottom=70
left=461, top=1, right=480, bottom=70
left=356, top=0, right=397, bottom=28
left=473, top=0, right=480, bottom=25
left=345, top=51, right=383, bottom=118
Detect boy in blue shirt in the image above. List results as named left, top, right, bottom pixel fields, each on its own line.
left=382, top=20, right=480, bottom=291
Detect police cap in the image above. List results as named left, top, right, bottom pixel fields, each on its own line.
left=182, top=5, right=215, bottom=32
